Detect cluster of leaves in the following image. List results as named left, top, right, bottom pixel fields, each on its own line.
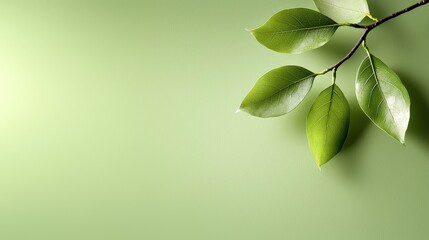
left=239, top=0, right=417, bottom=167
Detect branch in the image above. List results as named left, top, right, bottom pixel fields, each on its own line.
left=319, top=0, right=429, bottom=75
left=373, top=0, right=429, bottom=28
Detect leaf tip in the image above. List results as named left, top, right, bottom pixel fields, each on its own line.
left=235, top=108, right=241, bottom=113
left=246, top=27, right=259, bottom=36
left=316, top=159, right=327, bottom=169
left=397, top=133, right=406, bottom=145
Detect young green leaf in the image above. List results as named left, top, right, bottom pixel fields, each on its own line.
left=250, top=8, right=339, bottom=54
left=356, top=55, right=410, bottom=143
left=313, top=0, right=371, bottom=24
left=307, top=84, right=350, bottom=166
left=240, top=66, right=315, bottom=118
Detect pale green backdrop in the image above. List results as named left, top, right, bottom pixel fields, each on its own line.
left=0, top=0, right=428, bottom=239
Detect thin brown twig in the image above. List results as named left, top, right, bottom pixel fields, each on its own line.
left=318, top=0, right=429, bottom=75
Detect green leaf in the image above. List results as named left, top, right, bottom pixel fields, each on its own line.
left=313, top=0, right=370, bottom=24
left=307, top=84, right=350, bottom=166
left=356, top=54, right=410, bottom=143
left=240, top=66, right=315, bottom=118
left=250, top=8, right=339, bottom=54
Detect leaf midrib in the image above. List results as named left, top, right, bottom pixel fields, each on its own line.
left=366, top=56, right=401, bottom=132
left=261, top=24, right=339, bottom=35
left=322, top=85, right=336, bottom=149
left=243, top=73, right=316, bottom=107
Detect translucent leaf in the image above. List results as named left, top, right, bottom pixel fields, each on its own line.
left=313, top=0, right=370, bottom=24
left=356, top=55, right=410, bottom=143
left=250, top=8, right=339, bottom=54
left=240, top=66, right=315, bottom=118
left=307, top=84, right=350, bottom=166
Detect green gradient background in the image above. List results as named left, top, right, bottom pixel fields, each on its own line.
left=0, top=0, right=428, bottom=239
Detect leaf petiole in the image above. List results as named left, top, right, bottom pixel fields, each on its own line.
left=331, top=68, right=337, bottom=85
left=361, top=40, right=371, bottom=57
left=367, top=14, right=378, bottom=22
